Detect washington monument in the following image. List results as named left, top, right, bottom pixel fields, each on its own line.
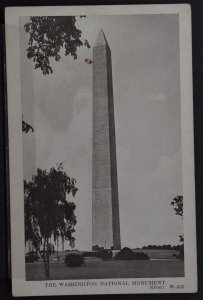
left=92, top=29, right=121, bottom=250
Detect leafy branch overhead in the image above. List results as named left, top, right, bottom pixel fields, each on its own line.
left=24, top=16, right=90, bottom=75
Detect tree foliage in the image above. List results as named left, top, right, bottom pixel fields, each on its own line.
left=170, top=196, right=183, bottom=217
left=22, top=118, right=34, bottom=133
left=24, top=16, right=90, bottom=75
left=24, top=163, right=78, bottom=279
left=170, top=195, right=184, bottom=259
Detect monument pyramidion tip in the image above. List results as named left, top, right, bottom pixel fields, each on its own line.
left=94, top=28, right=109, bottom=47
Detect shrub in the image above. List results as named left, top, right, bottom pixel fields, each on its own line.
left=25, top=255, right=35, bottom=263
left=179, top=246, right=184, bottom=259
left=82, top=251, right=99, bottom=258
left=114, top=247, right=149, bottom=260
left=92, top=245, right=100, bottom=251
left=133, top=252, right=149, bottom=260
left=98, top=249, right=113, bottom=260
left=114, top=247, right=134, bottom=260
left=25, top=252, right=40, bottom=263
left=65, top=253, right=84, bottom=267
left=173, top=245, right=184, bottom=260
left=92, top=245, right=105, bottom=251
left=82, top=250, right=113, bottom=260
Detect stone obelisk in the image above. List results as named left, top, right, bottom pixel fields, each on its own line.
left=92, top=29, right=121, bottom=250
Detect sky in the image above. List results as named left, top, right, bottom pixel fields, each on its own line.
left=20, top=14, right=183, bottom=250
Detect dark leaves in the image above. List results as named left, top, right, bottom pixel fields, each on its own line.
left=84, top=39, right=90, bottom=49
left=22, top=119, right=34, bottom=133
left=170, top=196, right=183, bottom=217
left=24, top=16, right=91, bottom=75
left=179, top=235, right=184, bottom=243
left=24, top=163, right=78, bottom=251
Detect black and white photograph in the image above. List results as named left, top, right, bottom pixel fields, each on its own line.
left=5, top=4, right=197, bottom=296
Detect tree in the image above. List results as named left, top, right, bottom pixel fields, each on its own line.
left=24, top=16, right=90, bottom=75
left=170, top=196, right=183, bottom=217
left=170, top=196, right=184, bottom=259
left=24, top=163, right=78, bottom=279
left=23, top=17, right=90, bottom=130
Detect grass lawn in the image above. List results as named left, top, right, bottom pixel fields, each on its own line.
left=26, top=257, right=184, bottom=281
left=133, top=249, right=180, bottom=259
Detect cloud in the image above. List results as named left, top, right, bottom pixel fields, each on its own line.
left=73, top=87, right=92, bottom=114
left=149, top=92, right=166, bottom=102
left=31, top=51, right=92, bottom=134
left=34, top=80, right=91, bottom=134
left=35, top=81, right=74, bottom=133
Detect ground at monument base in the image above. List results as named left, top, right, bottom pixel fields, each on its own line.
left=26, top=258, right=184, bottom=281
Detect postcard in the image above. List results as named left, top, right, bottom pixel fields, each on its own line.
left=5, top=4, right=197, bottom=296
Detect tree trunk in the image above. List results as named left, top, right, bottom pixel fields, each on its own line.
left=57, top=238, right=59, bottom=262
left=62, top=239, right=64, bottom=252
left=43, top=238, right=50, bottom=280
left=44, top=259, right=50, bottom=280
